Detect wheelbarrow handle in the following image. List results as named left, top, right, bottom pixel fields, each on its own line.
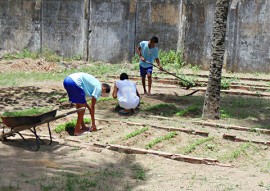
left=52, top=108, right=85, bottom=121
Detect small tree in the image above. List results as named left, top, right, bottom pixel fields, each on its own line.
left=202, top=0, right=230, bottom=119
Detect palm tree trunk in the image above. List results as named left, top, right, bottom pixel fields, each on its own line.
left=202, top=0, right=230, bottom=119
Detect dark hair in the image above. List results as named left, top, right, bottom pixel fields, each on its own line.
left=150, top=36, right=158, bottom=43
left=102, top=83, right=111, bottom=93
left=120, top=73, right=128, bottom=80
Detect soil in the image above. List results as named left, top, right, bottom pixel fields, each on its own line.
left=0, top=60, right=270, bottom=191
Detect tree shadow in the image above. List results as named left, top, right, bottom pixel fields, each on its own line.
left=0, top=139, right=147, bottom=191
left=143, top=93, right=270, bottom=129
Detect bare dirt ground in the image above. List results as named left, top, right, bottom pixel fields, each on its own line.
left=0, top=60, right=269, bottom=191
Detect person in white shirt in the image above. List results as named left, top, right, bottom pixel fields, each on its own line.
left=112, top=73, right=140, bottom=114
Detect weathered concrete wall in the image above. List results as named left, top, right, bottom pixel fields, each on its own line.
left=135, top=0, right=180, bottom=51
left=0, top=0, right=269, bottom=72
left=226, top=0, right=270, bottom=72
left=0, top=0, right=40, bottom=52
left=182, top=0, right=270, bottom=72
left=42, top=0, right=86, bottom=57
left=180, top=0, right=216, bottom=69
left=88, top=0, right=135, bottom=63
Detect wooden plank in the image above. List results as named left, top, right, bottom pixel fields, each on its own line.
left=223, top=134, right=270, bottom=146
left=96, top=118, right=209, bottom=137
left=194, top=121, right=270, bottom=135
left=93, top=143, right=232, bottom=167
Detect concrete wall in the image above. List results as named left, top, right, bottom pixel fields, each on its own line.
left=180, top=0, right=216, bottom=69
left=226, top=0, right=270, bottom=72
left=0, top=0, right=40, bottom=52
left=182, top=0, right=270, bottom=72
left=88, top=0, right=135, bottom=63
left=0, top=0, right=269, bottom=72
left=42, top=0, right=87, bottom=57
left=135, top=0, right=180, bottom=51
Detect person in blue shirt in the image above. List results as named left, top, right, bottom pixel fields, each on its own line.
left=63, top=72, right=110, bottom=136
left=137, top=36, right=163, bottom=95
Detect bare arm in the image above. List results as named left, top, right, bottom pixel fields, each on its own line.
left=155, top=58, right=163, bottom=70
left=137, top=46, right=146, bottom=62
left=112, top=84, right=118, bottom=99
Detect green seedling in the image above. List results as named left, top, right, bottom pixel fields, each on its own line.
left=2, top=107, right=53, bottom=117
left=220, top=143, right=251, bottom=162
left=132, top=164, right=146, bottom=180
left=54, top=118, right=91, bottom=133
left=58, top=97, right=69, bottom=103
left=145, top=132, right=177, bottom=149
left=97, top=97, right=114, bottom=102
left=124, top=127, right=149, bottom=140
left=181, top=137, right=214, bottom=155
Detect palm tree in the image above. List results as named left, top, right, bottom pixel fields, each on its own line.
left=202, top=0, right=231, bottom=119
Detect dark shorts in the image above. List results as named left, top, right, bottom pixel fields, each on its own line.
left=63, top=76, right=86, bottom=104
left=140, top=65, right=153, bottom=77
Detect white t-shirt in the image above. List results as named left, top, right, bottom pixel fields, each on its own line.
left=116, top=80, right=140, bottom=109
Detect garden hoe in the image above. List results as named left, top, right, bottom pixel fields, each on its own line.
left=146, top=61, right=196, bottom=90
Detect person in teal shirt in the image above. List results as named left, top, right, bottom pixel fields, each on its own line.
left=63, top=72, right=110, bottom=136
left=137, top=36, right=163, bottom=95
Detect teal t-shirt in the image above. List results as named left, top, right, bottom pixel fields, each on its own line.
left=139, top=41, right=159, bottom=68
left=69, top=72, right=102, bottom=100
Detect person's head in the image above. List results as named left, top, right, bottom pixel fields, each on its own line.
left=120, top=73, right=128, bottom=80
left=149, top=36, right=158, bottom=48
left=101, top=83, right=111, bottom=97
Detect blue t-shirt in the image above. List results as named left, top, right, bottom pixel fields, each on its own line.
left=69, top=72, right=102, bottom=100
left=139, top=41, right=159, bottom=68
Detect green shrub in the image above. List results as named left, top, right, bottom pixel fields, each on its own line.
left=131, top=49, right=185, bottom=69
left=159, top=50, right=185, bottom=68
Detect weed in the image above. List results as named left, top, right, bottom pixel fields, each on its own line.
left=181, top=137, right=214, bottom=154
left=58, top=97, right=69, bottom=103
left=0, top=183, right=20, bottom=191
left=159, top=50, right=185, bottom=69
left=100, top=168, right=124, bottom=178
left=97, top=97, right=114, bottom=102
left=220, top=77, right=239, bottom=90
left=221, top=78, right=231, bottom=89
left=125, top=127, right=149, bottom=140
left=2, top=49, right=39, bottom=60
left=144, top=103, right=179, bottom=117
left=145, top=131, right=177, bottom=149
left=2, top=107, right=53, bottom=117
left=220, top=109, right=232, bottom=118
left=260, top=161, right=270, bottom=174
left=54, top=118, right=91, bottom=133
left=175, top=105, right=200, bottom=117
left=132, top=164, right=146, bottom=180
left=220, top=143, right=251, bottom=162
left=132, top=49, right=185, bottom=69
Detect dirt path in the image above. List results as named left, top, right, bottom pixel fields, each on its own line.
left=0, top=60, right=270, bottom=190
